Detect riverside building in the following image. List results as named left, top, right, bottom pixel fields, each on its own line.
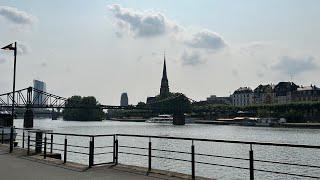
left=231, top=87, right=253, bottom=106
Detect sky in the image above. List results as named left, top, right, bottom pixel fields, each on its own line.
left=0, top=0, right=320, bottom=105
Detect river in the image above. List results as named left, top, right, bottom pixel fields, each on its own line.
left=14, top=118, right=320, bottom=180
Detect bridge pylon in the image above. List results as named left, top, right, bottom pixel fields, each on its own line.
left=24, top=87, right=33, bottom=128
left=173, top=112, right=185, bottom=125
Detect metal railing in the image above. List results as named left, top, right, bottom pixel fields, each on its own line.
left=2, top=127, right=320, bottom=179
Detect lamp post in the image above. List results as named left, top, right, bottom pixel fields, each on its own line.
left=1, top=42, right=17, bottom=127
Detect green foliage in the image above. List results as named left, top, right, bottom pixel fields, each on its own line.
left=107, top=109, right=152, bottom=119
left=63, top=96, right=104, bottom=121
left=191, top=101, right=320, bottom=122
left=136, top=102, right=147, bottom=109
left=150, top=92, right=192, bottom=113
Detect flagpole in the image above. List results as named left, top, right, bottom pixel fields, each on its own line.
left=11, top=42, right=17, bottom=127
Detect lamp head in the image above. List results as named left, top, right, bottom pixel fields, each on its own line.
left=1, top=43, right=15, bottom=51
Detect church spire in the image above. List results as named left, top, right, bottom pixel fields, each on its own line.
left=162, top=53, right=168, bottom=80
left=160, top=52, right=169, bottom=97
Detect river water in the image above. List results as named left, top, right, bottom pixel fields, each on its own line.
left=14, top=119, right=320, bottom=180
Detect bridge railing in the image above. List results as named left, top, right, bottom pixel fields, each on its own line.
left=7, top=129, right=320, bottom=179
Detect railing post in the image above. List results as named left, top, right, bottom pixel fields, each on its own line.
left=22, top=130, right=25, bottom=148
left=249, top=144, right=254, bottom=180
left=43, top=134, right=47, bottom=159
left=113, top=135, right=115, bottom=163
left=115, top=138, right=118, bottom=165
left=9, top=126, right=13, bottom=153
left=89, top=136, right=94, bottom=168
left=64, top=136, right=67, bottom=163
left=191, top=140, right=195, bottom=180
left=148, top=138, right=152, bottom=172
left=1, top=128, right=4, bottom=144
left=27, top=133, right=30, bottom=155
left=50, top=134, right=53, bottom=154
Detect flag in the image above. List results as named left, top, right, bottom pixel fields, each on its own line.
left=1, top=43, right=15, bottom=51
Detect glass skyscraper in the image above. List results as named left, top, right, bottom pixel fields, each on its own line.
left=33, top=80, right=47, bottom=105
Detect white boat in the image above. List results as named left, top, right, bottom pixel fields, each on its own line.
left=0, top=110, right=17, bottom=141
left=146, top=114, right=173, bottom=123
left=256, top=118, right=285, bottom=127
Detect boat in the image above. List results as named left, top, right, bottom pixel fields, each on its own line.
left=256, top=117, right=286, bottom=127
left=146, top=114, right=173, bottom=123
left=232, top=117, right=258, bottom=126
left=0, top=110, right=17, bottom=141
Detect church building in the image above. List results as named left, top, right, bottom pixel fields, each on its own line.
left=147, top=54, right=170, bottom=104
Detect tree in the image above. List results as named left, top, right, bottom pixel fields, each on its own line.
left=149, top=92, right=191, bottom=114
left=63, top=96, right=104, bottom=121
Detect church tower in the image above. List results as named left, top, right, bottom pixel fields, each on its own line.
left=160, top=54, right=170, bottom=97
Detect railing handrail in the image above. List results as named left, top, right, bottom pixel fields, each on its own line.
left=13, top=127, right=320, bottom=149
left=115, top=133, right=320, bottom=149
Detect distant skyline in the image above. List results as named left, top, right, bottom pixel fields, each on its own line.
left=0, top=0, right=319, bottom=105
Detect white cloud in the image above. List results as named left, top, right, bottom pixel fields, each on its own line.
left=17, top=43, right=31, bottom=55
left=185, top=30, right=227, bottom=51
left=108, top=4, right=180, bottom=38
left=108, top=4, right=229, bottom=66
left=181, top=50, right=206, bottom=66
left=0, top=6, right=36, bottom=25
left=272, top=55, right=318, bottom=75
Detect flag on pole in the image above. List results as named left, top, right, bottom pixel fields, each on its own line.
left=1, top=43, right=15, bottom=51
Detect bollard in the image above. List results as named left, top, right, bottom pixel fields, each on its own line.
left=115, top=139, right=118, bottom=165
left=22, top=130, right=25, bottom=148
left=64, top=137, right=67, bottom=163
left=191, top=141, right=195, bottom=180
left=89, top=137, right=94, bottom=168
left=44, top=135, right=47, bottom=159
left=50, top=134, right=53, bottom=154
left=9, top=126, right=13, bottom=153
left=249, top=144, right=254, bottom=180
left=35, top=131, right=43, bottom=153
left=1, top=129, right=3, bottom=144
left=148, top=139, right=152, bottom=172
left=27, top=134, right=30, bottom=155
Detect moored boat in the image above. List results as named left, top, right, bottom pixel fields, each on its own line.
left=146, top=114, right=173, bottom=123
left=0, top=110, right=17, bottom=141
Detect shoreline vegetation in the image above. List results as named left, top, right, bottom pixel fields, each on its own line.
left=62, top=96, right=104, bottom=121
left=108, top=101, right=320, bottom=122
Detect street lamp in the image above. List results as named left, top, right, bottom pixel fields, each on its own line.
left=1, top=42, right=17, bottom=127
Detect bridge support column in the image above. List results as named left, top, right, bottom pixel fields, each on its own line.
left=24, top=109, right=33, bottom=128
left=173, top=112, right=185, bottom=125
left=24, top=87, right=33, bottom=128
left=51, top=109, right=58, bottom=120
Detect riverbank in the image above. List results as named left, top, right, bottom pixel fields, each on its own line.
left=107, top=118, right=146, bottom=122
left=194, top=119, right=320, bottom=129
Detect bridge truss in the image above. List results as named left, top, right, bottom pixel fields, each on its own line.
left=0, top=87, right=194, bottom=112
left=0, top=87, right=141, bottom=110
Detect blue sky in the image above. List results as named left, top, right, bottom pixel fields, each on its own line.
left=0, top=0, right=319, bottom=105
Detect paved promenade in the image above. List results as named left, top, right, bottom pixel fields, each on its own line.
left=0, top=146, right=192, bottom=180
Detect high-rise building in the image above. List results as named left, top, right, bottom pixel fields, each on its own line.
left=120, top=92, right=129, bottom=106
left=160, top=54, right=170, bottom=97
left=33, top=80, right=47, bottom=105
